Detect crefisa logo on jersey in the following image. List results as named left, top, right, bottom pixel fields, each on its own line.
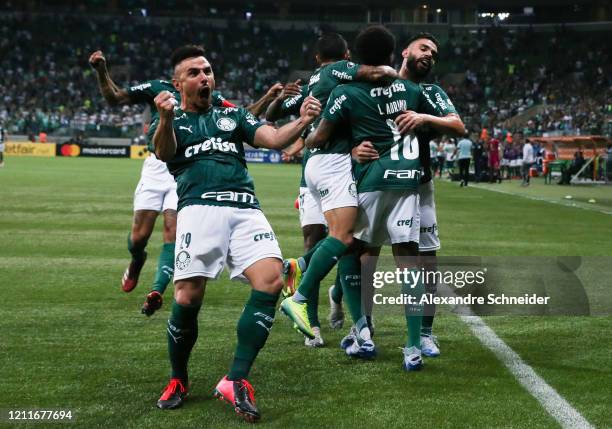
left=176, top=250, right=192, bottom=271
left=216, top=117, right=237, bottom=131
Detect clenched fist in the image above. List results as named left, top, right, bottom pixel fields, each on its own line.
left=88, top=50, right=107, bottom=71
left=299, top=95, right=321, bottom=122
left=154, top=91, right=177, bottom=119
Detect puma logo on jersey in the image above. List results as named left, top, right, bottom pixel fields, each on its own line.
left=179, top=125, right=193, bottom=133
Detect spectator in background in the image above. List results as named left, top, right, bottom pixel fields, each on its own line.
left=521, top=138, right=535, bottom=186
left=443, top=138, right=457, bottom=177
left=429, top=139, right=439, bottom=177
left=436, top=140, right=446, bottom=177
left=559, top=151, right=585, bottom=185
left=473, top=135, right=485, bottom=182
left=456, top=134, right=473, bottom=186
left=488, top=134, right=502, bottom=183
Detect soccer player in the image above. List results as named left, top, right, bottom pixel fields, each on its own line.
left=0, top=122, right=6, bottom=167
left=276, top=33, right=399, bottom=341
left=346, top=32, right=466, bottom=358
left=89, top=50, right=280, bottom=316
left=151, top=45, right=321, bottom=421
left=307, top=26, right=464, bottom=367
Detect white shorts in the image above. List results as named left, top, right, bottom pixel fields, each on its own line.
left=0, top=143, right=4, bottom=152
left=304, top=154, right=358, bottom=214
left=298, top=187, right=327, bottom=227
left=133, top=155, right=178, bottom=212
left=510, top=159, right=521, bottom=168
left=174, top=204, right=282, bottom=281
left=501, top=159, right=510, bottom=167
left=418, top=180, right=440, bottom=252
left=354, top=190, right=420, bottom=247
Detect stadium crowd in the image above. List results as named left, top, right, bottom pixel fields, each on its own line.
left=0, top=12, right=610, bottom=139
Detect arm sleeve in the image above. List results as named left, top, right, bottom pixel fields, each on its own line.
left=422, top=85, right=458, bottom=116
left=322, top=86, right=350, bottom=123
left=239, top=108, right=266, bottom=146
left=125, top=80, right=159, bottom=104
left=329, top=60, right=361, bottom=83
left=279, top=85, right=309, bottom=117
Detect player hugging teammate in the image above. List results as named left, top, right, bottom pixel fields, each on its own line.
left=90, top=25, right=464, bottom=423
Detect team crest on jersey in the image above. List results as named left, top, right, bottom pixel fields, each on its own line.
left=176, top=251, right=192, bottom=271
left=216, top=117, right=237, bottom=131
left=347, top=61, right=356, bottom=69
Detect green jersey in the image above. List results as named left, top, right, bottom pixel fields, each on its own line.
left=323, top=79, right=442, bottom=192
left=126, top=80, right=233, bottom=151
left=307, top=60, right=360, bottom=155
left=155, top=106, right=264, bottom=211
left=417, top=83, right=458, bottom=178
left=279, top=85, right=312, bottom=187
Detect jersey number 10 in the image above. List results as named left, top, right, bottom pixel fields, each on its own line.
left=386, top=119, right=419, bottom=161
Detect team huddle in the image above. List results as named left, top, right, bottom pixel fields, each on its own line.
left=89, top=25, right=465, bottom=423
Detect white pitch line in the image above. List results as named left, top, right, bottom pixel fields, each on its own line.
left=468, top=183, right=612, bottom=215
left=458, top=313, right=594, bottom=428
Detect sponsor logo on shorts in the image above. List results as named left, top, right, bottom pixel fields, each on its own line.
left=253, top=231, right=276, bottom=242
left=397, top=217, right=414, bottom=227
left=348, top=182, right=357, bottom=197
left=383, top=169, right=421, bottom=179
left=201, top=191, right=256, bottom=204
left=319, top=188, right=329, bottom=198
left=420, top=223, right=438, bottom=234
left=175, top=250, right=192, bottom=271
left=216, top=117, right=237, bottom=131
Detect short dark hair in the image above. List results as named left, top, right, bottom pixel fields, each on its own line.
left=316, top=33, right=348, bottom=62
left=354, top=25, right=395, bottom=66
left=170, top=45, right=205, bottom=69
left=406, top=32, right=440, bottom=50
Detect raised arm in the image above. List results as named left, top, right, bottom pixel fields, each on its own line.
left=88, top=50, right=132, bottom=106
left=152, top=91, right=177, bottom=162
left=265, top=80, right=303, bottom=122
left=246, top=83, right=283, bottom=117
left=254, top=96, right=321, bottom=150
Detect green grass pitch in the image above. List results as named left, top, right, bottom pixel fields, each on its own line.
left=0, top=157, right=610, bottom=428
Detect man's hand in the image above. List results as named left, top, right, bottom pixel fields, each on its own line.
left=281, top=151, right=294, bottom=162
left=154, top=91, right=177, bottom=120
left=88, top=50, right=107, bottom=71
left=280, top=79, right=302, bottom=99
left=395, top=110, right=428, bottom=134
left=265, top=82, right=284, bottom=100
left=299, top=96, right=321, bottom=122
left=351, top=140, right=379, bottom=164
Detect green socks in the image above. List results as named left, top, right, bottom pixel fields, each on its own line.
left=127, top=232, right=147, bottom=263
left=294, top=237, right=347, bottom=303
left=152, top=243, right=175, bottom=294
left=297, top=239, right=325, bottom=271
left=330, top=271, right=343, bottom=304
left=307, top=281, right=321, bottom=327
left=228, top=290, right=279, bottom=380
left=403, top=270, right=425, bottom=349
left=167, top=301, right=201, bottom=384
left=338, top=254, right=363, bottom=324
